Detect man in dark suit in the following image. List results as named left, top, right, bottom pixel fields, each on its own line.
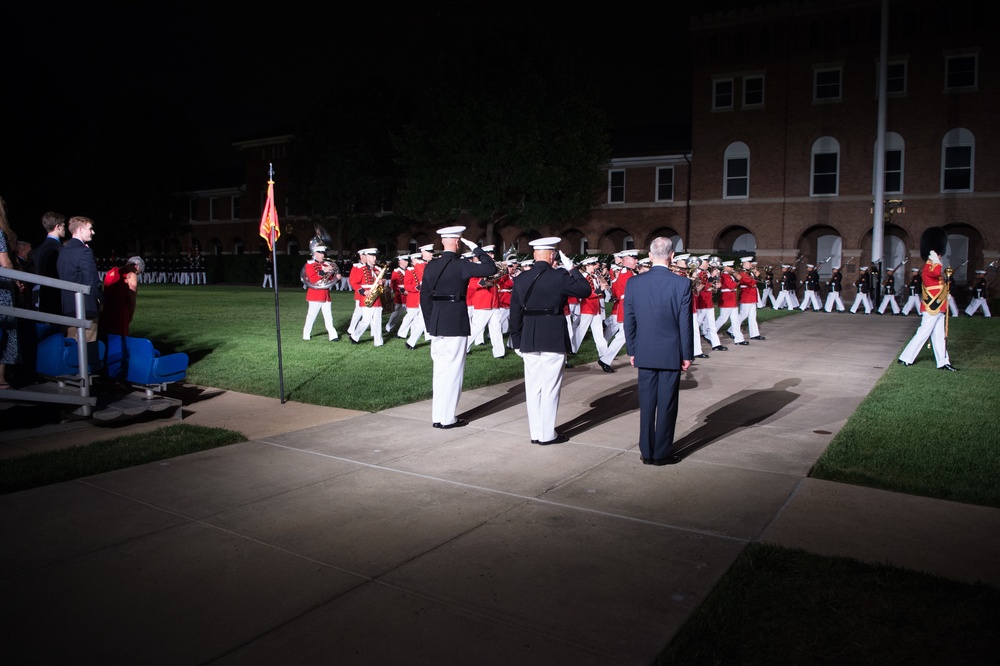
left=624, top=236, right=693, bottom=465
left=509, top=237, right=591, bottom=444
left=57, top=216, right=102, bottom=343
left=31, top=211, right=66, bottom=315
left=419, top=226, right=496, bottom=429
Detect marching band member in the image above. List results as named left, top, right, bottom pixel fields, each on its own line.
left=405, top=244, right=435, bottom=349
left=346, top=252, right=366, bottom=337
left=824, top=266, right=846, bottom=313
left=497, top=258, right=517, bottom=335
left=850, top=267, right=873, bottom=314
left=302, top=244, right=340, bottom=341
left=466, top=252, right=506, bottom=358
left=604, top=253, right=624, bottom=343
left=715, top=261, right=747, bottom=345
left=799, top=264, right=823, bottom=311
left=349, top=248, right=384, bottom=346
left=900, top=267, right=921, bottom=316
left=877, top=267, right=901, bottom=315
left=421, top=226, right=496, bottom=429
left=695, top=259, right=727, bottom=351
left=599, top=249, right=639, bottom=370
left=396, top=253, right=421, bottom=341
left=898, top=227, right=957, bottom=371
left=673, top=254, right=707, bottom=359
left=964, top=270, right=991, bottom=318
left=735, top=256, right=765, bottom=340
left=759, top=264, right=776, bottom=308
left=385, top=254, right=409, bottom=335
left=571, top=257, right=612, bottom=365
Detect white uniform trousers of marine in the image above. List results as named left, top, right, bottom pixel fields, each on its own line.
left=696, top=307, right=723, bottom=348
left=406, top=307, right=427, bottom=346
left=850, top=292, right=872, bottom=314
left=572, top=313, right=610, bottom=357
left=965, top=298, right=992, bottom=318
left=346, top=302, right=362, bottom=336
left=824, top=291, right=845, bottom=312
left=521, top=352, right=566, bottom=442
left=716, top=307, right=745, bottom=343
left=899, top=312, right=951, bottom=368
left=467, top=308, right=505, bottom=357
left=303, top=302, right=338, bottom=340
left=799, top=289, right=822, bottom=311
left=692, top=313, right=704, bottom=356
left=878, top=294, right=900, bottom=315
left=901, top=293, right=921, bottom=315
left=735, top=302, right=761, bottom=338
left=352, top=304, right=384, bottom=345
left=431, top=336, right=466, bottom=424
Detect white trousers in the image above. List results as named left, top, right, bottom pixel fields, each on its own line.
left=899, top=312, right=950, bottom=368
left=948, top=295, right=959, bottom=317
left=878, top=295, right=900, bottom=314
left=824, top=292, right=845, bottom=312
left=716, top=307, right=745, bottom=343
left=303, top=302, right=338, bottom=340
left=385, top=303, right=405, bottom=332
left=572, top=313, right=609, bottom=357
left=850, top=293, right=872, bottom=314
left=347, top=302, right=362, bottom=335
left=600, top=324, right=627, bottom=365
left=522, top=351, right=565, bottom=442
left=406, top=307, right=427, bottom=346
left=800, top=290, right=822, bottom=311
left=696, top=308, right=722, bottom=348
left=467, top=308, right=505, bottom=357
left=692, top=313, right=703, bottom=356
left=965, top=298, right=992, bottom=317
left=760, top=288, right=776, bottom=308
left=352, top=306, right=384, bottom=345
left=262, top=274, right=272, bottom=288
left=431, top=336, right=467, bottom=425
left=397, top=306, right=420, bottom=338
left=737, top=302, right=760, bottom=338
left=901, top=294, right=921, bottom=315
left=604, top=315, right=618, bottom=343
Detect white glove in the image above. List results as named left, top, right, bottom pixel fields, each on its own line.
left=559, top=251, right=574, bottom=271
left=460, top=238, right=477, bottom=251
left=928, top=250, right=940, bottom=264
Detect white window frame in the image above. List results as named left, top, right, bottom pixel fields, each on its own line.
left=742, top=74, right=765, bottom=107
left=810, top=136, right=840, bottom=196
left=655, top=167, right=674, bottom=202
left=712, top=78, right=734, bottom=111
left=723, top=142, right=750, bottom=199
left=813, top=66, right=843, bottom=102
left=941, top=128, right=975, bottom=192
left=209, top=197, right=217, bottom=221
left=945, top=53, right=978, bottom=91
left=608, top=169, right=626, bottom=204
left=885, top=60, right=907, bottom=95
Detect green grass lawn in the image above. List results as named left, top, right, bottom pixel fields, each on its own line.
left=812, top=315, right=1000, bottom=508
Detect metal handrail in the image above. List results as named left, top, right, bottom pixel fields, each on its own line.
left=0, top=266, right=95, bottom=414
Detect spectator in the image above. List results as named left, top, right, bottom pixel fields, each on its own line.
left=32, top=211, right=66, bottom=315
left=100, top=256, right=145, bottom=337
left=57, top=216, right=102, bottom=343
left=0, top=196, right=20, bottom=389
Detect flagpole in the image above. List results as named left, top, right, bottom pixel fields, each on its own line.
left=267, top=163, right=286, bottom=403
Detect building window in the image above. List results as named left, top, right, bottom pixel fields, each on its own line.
left=874, top=132, right=905, bottom=194
left=885, top=61, right=907, bottom=94
left=623, top=236, right=634, bottom=251
left=231, top=196, right=241, bottom=220
left=811, top=136, right=840, bottom=196
left=608, top=170, right=625, bottom=204
left=941, top=128, right=974, bottom=192
left=209, top=197, right=217, bottom=220
left=743, top=75, right=765, bottom=106
left=945, top=54, right=977, bottom=90
left=813, top=67, right=842, bottom=102
left=580, top=238, right=589, bottom=254
left=713, top=78, right=734, bottom=110
left=724, top=142, right=750, bottom=199
left=946, top=234, right=970, bottom=283
left=188, top=198, right=197, bottom=221
left=656, top=167, right=674, bottom=202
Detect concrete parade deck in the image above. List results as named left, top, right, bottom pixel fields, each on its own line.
left=2, top=311, right=998, bottom=665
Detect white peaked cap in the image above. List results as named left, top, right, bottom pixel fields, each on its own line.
left=529, top=237, right=561, bottom=250
left=358, top=248, right=376, bottom=255
left=419, top=243, right=435, bottom=252
left=437, top=225, right=466, bottom=238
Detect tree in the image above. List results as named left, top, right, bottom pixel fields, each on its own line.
left=396, top=58, right=610, bottom=245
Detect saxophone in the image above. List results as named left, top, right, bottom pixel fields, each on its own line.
left=364, top=263, right=390, bottom=307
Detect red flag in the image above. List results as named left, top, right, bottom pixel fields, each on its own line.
left=259, top=179, right=280, bottom=251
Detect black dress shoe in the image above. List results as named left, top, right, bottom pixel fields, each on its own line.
left=652, top=455, right=682, bottom=466
left=598, top=361, right=615, bottom=373
left=641, top=457, right=655, bottom=465
left=695, top=353, right=710, bottom=359
left=349, top=337, right=361, bottom=345
left=750, top=335, right=766, bottom=340
left=897, top=359, right=912, bottom=366
left=330, top=338, right=340, bottom=342
left=406, top=343, right=416, bottom=350
left=736, top=341, right=749, bottom=346
left=564, top=361, right=574, bottom=369
left=537, top=434, right=569, bottom=445
left=712, top=345, right=728, bottom=351
left=438, top=418, right=469, bottom=429
left=939, top=364, right=959, bottom=372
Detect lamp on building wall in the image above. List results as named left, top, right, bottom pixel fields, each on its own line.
left=870, top=199, right=905, bottom=223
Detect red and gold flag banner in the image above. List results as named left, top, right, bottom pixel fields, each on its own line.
left=259, top=179, right=280, bottom=251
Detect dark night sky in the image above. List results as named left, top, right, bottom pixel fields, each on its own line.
left=4, top=2, right=693, bottom=232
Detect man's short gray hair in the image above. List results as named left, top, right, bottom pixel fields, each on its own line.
left=649, top=237, right=673, bottom=259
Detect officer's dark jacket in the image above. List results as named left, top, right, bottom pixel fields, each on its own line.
left=419, top=248, right=496, bottom=337
left=509, top=261, right=591, bottom=353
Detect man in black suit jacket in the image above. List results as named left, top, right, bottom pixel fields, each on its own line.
left=624, top=236, right=693, bottom=465
left=419, top=225, right=496, bottom=429
left=509, top=237, right=591, bottom=444
left=57, top=216, right=102, bottom=343
left=31, top=211, right=66, bottom=315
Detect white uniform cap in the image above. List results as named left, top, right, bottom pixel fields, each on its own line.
left=396, top=254, right=410, bottom=260
left=620, top=249, right=639, bottom=257
left=975, top=269, right=986, bottom=274
left=699, top=254, right=710, bottom=261
left=358, top=248, right=377, bottom=255
left=740, top=256, right=754, bottom=263
left=722, top=260, right=734, bottom=267
left=806, top=263, right=815, bottom=268
left=529, top=237, right=561, bottom=250
left=675, top=253, right=691, bottom=262
left=437, top=225, right=466, bottom=238
left=860, top=266, right=869, bottom=270
left=419, top=243, right=435, bottom=252
left=911, top=267, right=919, bottom=271
left=580, top=256, right=598, bottom=265
left=520, top=259, right=534, bottom=267
left=313, top=245, right=327, bottom=253
left=506, top=258, right=518, bottom=265
left=638, top=258, right=652, bottom=265
left=461, top=251, right=474, bottom=259
left=481, top=245, right=495, bottom=252
left=408, top=252, right=422, bottom=260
